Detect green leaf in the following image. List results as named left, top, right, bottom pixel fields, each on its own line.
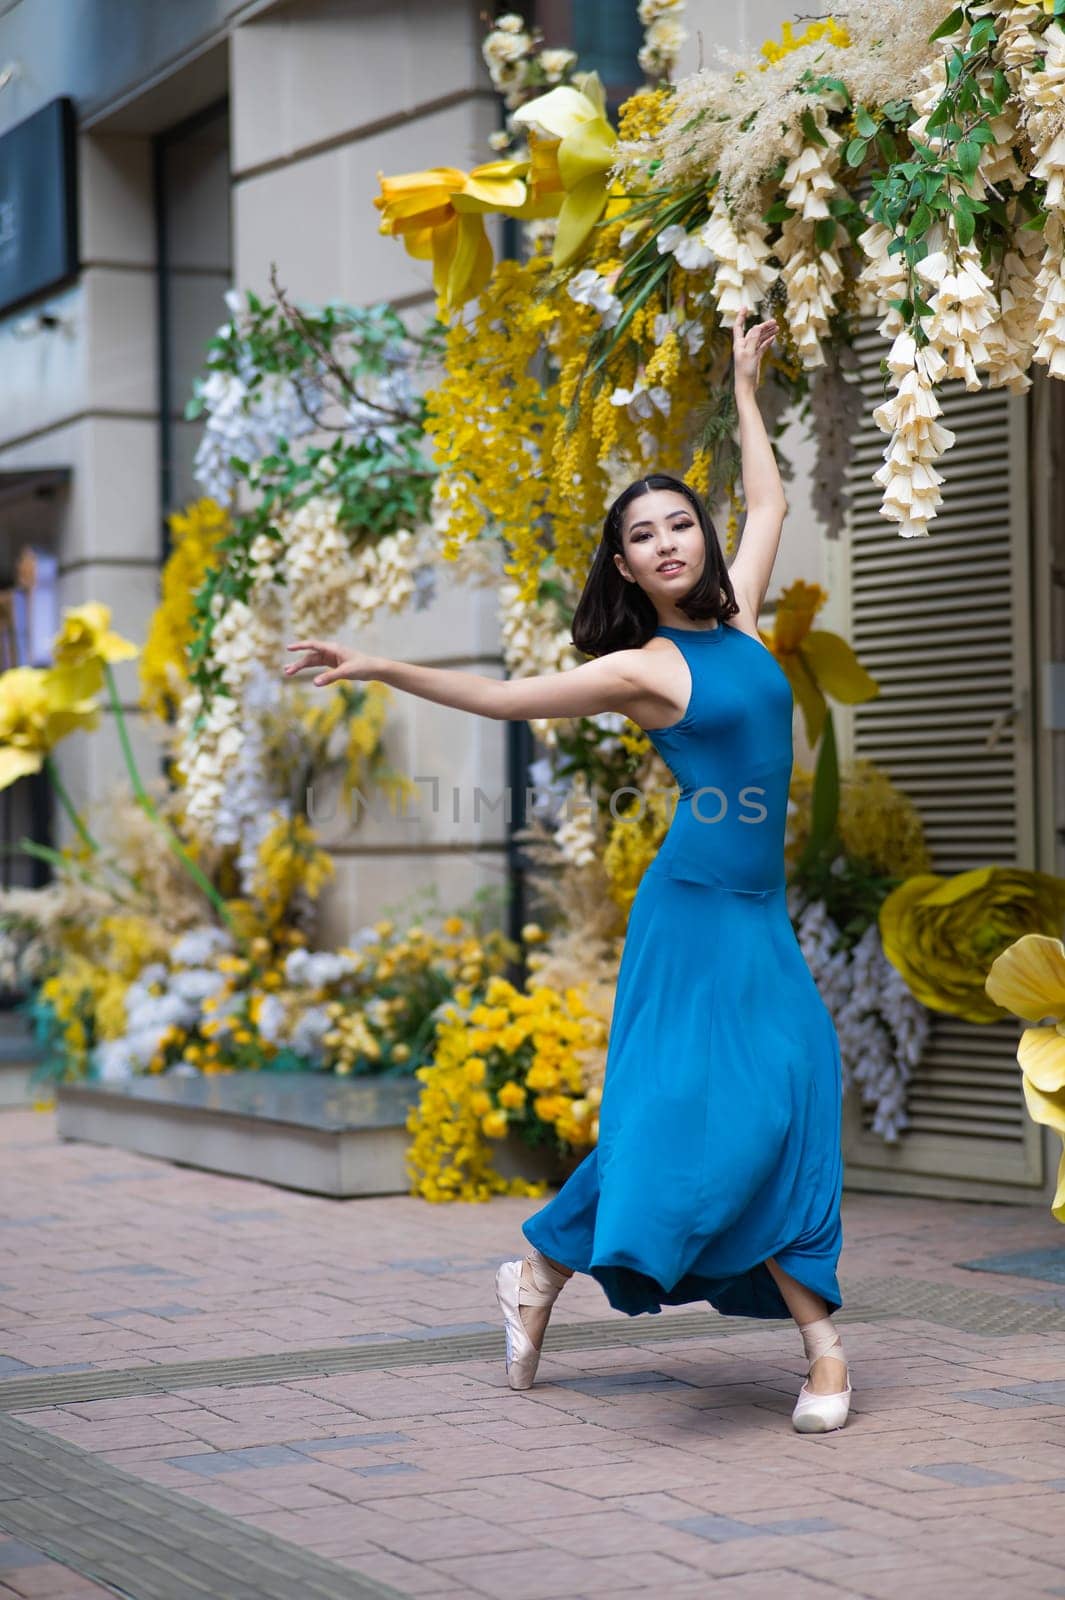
left=801, top=107, right=828, bottom=148
left=955, top=207, right=975, bottom=246
left=924, top=98, right=950, bottom=134
left=957, top=139, right=982, bottom=178
left=844, top=136, right=869, bottom=168
left=762, top=199, right=796, bottom=224
left=814, top=216, right=838, bottom=252
left=906, top=202, right=932, bottom=240
left=928, top=5, right=963, bottom=42
left=855, top=104, right=877, bottom=138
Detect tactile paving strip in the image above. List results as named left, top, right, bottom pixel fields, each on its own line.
left=1, top=1271, right=1062, bottom=1600
left=1, top=1272, right=1061, bottom=1415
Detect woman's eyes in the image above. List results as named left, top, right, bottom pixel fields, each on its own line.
left=633, top=520, right=693, bottom=542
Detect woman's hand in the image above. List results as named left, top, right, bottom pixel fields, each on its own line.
left=283, top=639, right=374, bottom=687
left=733, top=306, right=778, bottom=392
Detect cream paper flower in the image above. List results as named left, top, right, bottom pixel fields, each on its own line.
left=699, top=196, right=778, bottom=327
left=774, top=98, right=848, bottom=368
left=985, top=220, right=1044, bottom=393
left=870, top=332, right=956, bottom=539
left=1013, top=18, right=1065, bottom=380
left=855, top=220, right=910, bottom=333
left=913, top=233, right=998, bottom=391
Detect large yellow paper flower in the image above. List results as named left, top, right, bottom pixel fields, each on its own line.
left=374, top=159, right=547, bottom=312
left=880, top=866, right=1065, bottom=1023
left=511, top=73, right=623, bottom=268
left=759, top=580, right=879, bottom=746
left=0, top=665, right=100, bottom=790
left=985, top=933, right=1065, bottom=1221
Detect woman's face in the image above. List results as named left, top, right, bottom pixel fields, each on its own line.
left=614, top=489, right=706, bottom=605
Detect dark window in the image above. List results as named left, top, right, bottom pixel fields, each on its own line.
left=532, top=0, right=643, bottom=105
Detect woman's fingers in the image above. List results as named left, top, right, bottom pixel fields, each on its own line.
left=283, top=655, right=321, bottom=675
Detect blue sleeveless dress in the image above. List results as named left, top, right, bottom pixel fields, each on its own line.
left=522, top=619, right=844, bottom=1320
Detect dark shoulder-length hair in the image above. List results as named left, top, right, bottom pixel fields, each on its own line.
left=571, top=473, right=739, bottom=658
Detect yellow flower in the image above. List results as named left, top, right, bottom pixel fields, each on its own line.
left=881, top=866, right=1065, bottom=1022
left=760, top=581, right=878, bottom=747
left=463, top=1056, right=487, bottom=1085
left=511, top=74, right=622, bottom=268
left=373, top=159, right=541, bottom=312
left=0, top=665, right=100, bottom=790
left=521, top=923, right=546, bottom=944
left=481, top=1110, right=508, bottom=1139
left=985, top=933, right=1065, bottom=1220
left=498, top=1080, right=527, bottom=1109
left=470, top=1090, right=493, bottom=1117
left=52, top=603, right=138, bottom=691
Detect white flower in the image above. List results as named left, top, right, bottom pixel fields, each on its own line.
left=638, top=15, right=687, bottom=78
left=538, top=47, right=576, bottom=82
left=656, top=223, right=713, bottom=272
left=567, top=268, right=622, bottom=327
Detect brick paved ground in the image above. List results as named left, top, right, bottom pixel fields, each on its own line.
left=2, top=1108, right=1065, bottom=1599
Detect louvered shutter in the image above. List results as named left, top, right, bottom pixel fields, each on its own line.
left=836, top=318, right=1045, bottom=1198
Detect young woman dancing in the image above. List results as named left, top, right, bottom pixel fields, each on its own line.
left=284, top=308, right=850, bottom=1435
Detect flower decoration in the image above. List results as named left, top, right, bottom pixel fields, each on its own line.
left=373, top=159, right=547, bottom=310
left=0, top=667, right=100, bottom=791
left=760, top=580, right=878, bottom=747
left=880, top=866, right=1065, bottom=1023
left=511, top=74, right=621, bottom=267
left=985, top=932, right=1065, bottom=1220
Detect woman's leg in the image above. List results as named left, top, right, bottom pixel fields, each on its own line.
left=518, top=1249, right=573, bottom=1349
left=766, top=1256, right=847, bottom=1395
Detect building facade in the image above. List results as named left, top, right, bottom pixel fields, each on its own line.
left=0, top=0, right=1060, bottom=1206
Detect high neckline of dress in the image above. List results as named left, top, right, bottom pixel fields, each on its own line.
left=656, top=622, right=726, bottom=642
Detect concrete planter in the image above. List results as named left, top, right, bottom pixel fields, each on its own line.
left=55, top=1072, right=422, bottom=1198
left=493, top=1132, right=587, bottom=1189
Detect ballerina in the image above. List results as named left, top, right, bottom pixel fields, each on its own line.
left=284, top=308, right=850, bottom=1434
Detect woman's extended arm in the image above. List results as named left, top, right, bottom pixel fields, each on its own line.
left=725, top=308, right=788, bottom=619
left=283, top=639, right=673, bottom=724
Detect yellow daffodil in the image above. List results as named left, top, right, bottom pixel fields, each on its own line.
left=511, top=72, right=622, bottom=268
left=760, top=580, right=878, bottom=747
left=53, top=603, right=138, bottom=693
left=985, top=933, right=1065, bottom=1220
left=880, top=866, right=1065, bottom=1023
left=0, top=665, right=101, bottom=790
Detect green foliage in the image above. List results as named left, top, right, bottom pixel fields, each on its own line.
left=184, top=273, right=445, bottom=721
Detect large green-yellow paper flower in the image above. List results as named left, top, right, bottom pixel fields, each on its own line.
left=880, top=865, right=1065, bottom=1023
left=985, top=933, right=1065, bottom=1221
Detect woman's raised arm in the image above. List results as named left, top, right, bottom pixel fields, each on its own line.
left=283, top=639, right=661, bottom=724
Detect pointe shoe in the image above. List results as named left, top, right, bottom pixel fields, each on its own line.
left=791, top=1316, right=851, bottom=1434
left=495, top=1248, right=570, bottom=1391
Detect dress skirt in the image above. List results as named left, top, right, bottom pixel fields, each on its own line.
left=521, top=860, right=844, bottom=1321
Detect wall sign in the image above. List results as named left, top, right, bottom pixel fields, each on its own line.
left=0, top=98, right=77, bottom=318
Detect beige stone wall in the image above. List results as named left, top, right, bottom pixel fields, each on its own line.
left=229, top=0, right=508, bottom=936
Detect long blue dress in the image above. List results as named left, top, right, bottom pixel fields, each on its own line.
left=522, top=618, right=844, bottom=1321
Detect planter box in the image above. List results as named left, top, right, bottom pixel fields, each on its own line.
left=494, top=1131, right=587, bottom=1189
left=55, top=1072, right=421, bottom=1197
left=0, top=1012, right=44, bottom=1109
